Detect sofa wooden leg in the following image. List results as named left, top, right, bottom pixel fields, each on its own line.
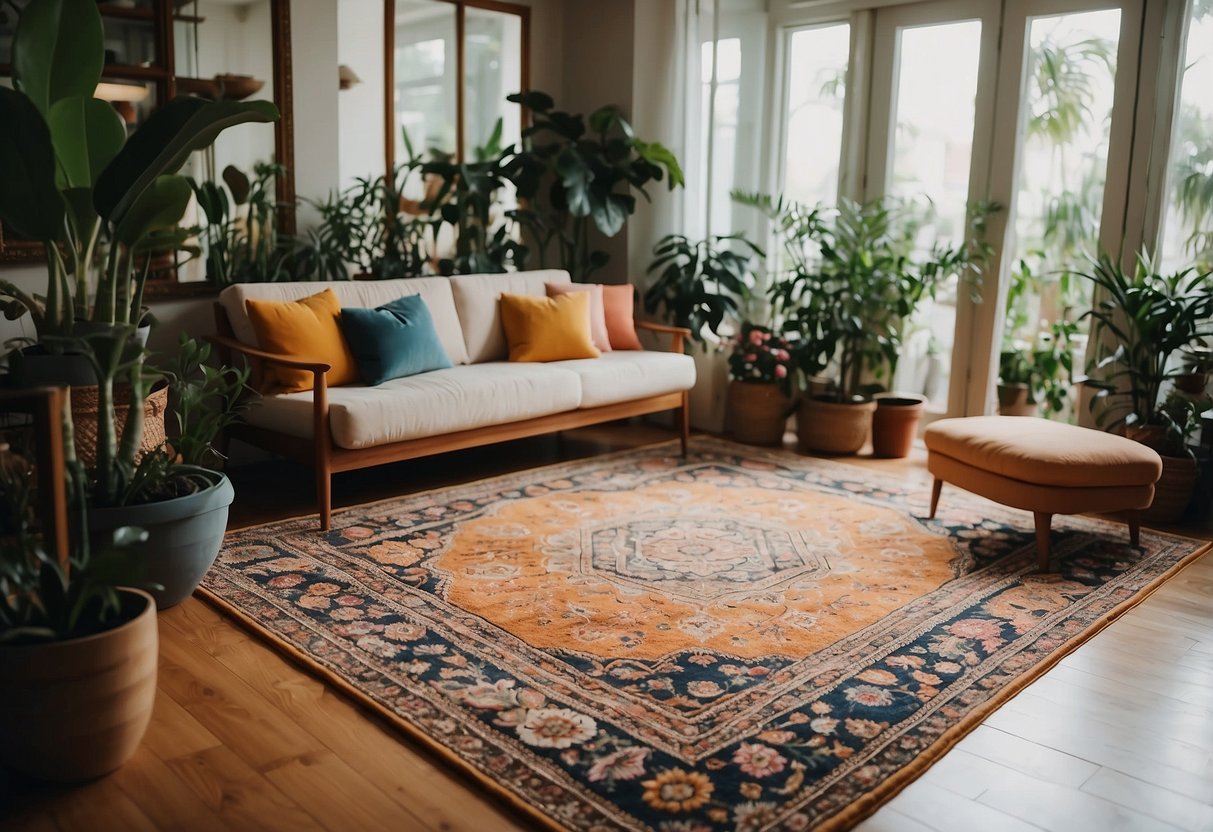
left=679, top=392, right=690, bottom=458
left=317, top=466, right=332, bottom=532
left=929, top=478, right=943, bottom=519
left=1033, top=511, right=1053, bottom=571
left=1126, top=509, right=1142, bottom=547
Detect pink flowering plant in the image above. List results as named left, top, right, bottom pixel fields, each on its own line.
left=728, top=323, right=795, bottom=393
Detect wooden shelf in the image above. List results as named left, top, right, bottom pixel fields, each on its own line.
left=102, top=63, right=171, bottom=80
left=97, top=3, right=203, bottom=23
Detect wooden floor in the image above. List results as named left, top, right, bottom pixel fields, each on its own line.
left=3, top=424, right=1212, bottom=832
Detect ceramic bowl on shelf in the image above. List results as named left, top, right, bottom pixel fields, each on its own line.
left=215, top=73, right=265, bottom=101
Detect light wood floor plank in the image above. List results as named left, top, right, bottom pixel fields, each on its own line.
left=1080, top=768, right=1213, bottom=832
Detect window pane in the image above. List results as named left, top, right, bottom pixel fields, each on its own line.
left=394, top=0, right=457, bottom=160
left=1160, top=0, right=1213, bottom=271
left=699, top=38, right=742, bottom=236
left=1002, top=10, right=1120, bottom=419
left=885, top=20, right=981, bottom=409
left=782, top=24, right=850, bottom=207
left=464, top=7, right=522, bottom=159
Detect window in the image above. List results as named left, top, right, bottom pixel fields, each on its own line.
left=1160, top=0, right=1213, bottom=272
left=782, top=24, right=850, bottom=208
left=700, top=38, right=742, bottom=236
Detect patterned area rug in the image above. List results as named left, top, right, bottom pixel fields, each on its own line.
left=202, top=438, right=1208, bottom=831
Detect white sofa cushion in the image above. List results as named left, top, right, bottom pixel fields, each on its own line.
left=550, top=351, right=697, bottom=408
left=449, top=270, right=571, bottom=363
left=243, top=363, right=583, bottom=449
left=219, top=278, right=470, bottom=365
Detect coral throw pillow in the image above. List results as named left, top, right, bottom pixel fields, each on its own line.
left=339, top=295, right=453, bottom=386
left=245, top=288, right=360, bottom=393
left=545, top=282, right=612, bottom=353
left=499, top=292, right=601, bottom=362
left=601, top=283, right=642, bottom=350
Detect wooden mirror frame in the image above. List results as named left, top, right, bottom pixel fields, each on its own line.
left=383, top=0, right=530, bottom=174
left=0, top=0, right=296, bottom=263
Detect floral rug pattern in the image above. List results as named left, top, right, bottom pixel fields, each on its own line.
left=203, top=438, right=1207, bottom=831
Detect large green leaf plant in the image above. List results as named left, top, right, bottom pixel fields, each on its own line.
left=0, top=0, right=278, bottom=506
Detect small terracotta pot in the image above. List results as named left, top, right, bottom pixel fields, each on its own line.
left=997, top=384, right=1038, bottom=417
left=796, top=397, right=876, bottom=455
left=1144, top=454, right=1198, bottom=525
left=1174, top=372, right=1208, bottom=396
left=0, top=588, right=158, bottom=782
left=871, top=394, right=927, bottom=458
left=727, top=380, right=793, bottom=445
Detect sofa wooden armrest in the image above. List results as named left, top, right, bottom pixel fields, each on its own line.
left=635, top=321, right=691, bottom=354
left=206, top=334, right=333, bottom=375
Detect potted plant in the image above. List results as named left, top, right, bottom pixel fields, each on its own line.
left=754, top=197, right=986, bottom=455
left=503, top=90, right=685, bottom=283
left=726, top=323, right=795, bottom=445
left=644, top=233, right=761, bottom=431
left=997, top=345, right=1040, bottom=416
left=0, top=431, right=158, bottom=782
left=1081, top=254, right=1213, bottom=522
left=0, top=0, right=272, bottom=604
left=86, top=335, right=247, bottom=608
left=997, top=320, right=1078, bottom=418
left=1176, top=341, right=1213, bottom=396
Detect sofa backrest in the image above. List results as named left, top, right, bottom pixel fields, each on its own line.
left=449, top=270, right=570, bottom=363
left=218, top=278, right=471, bottom=365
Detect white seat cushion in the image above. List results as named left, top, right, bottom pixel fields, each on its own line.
left=549, top=351, right=696, bottom=408
left=243, top=363, right=583, bottom=449
left=449, top=270, right=571, bottom=363
left=219, top=278, right=470, bottom=365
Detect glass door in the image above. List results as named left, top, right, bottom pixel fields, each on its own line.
left=981, top=0, right=1143, bottom=420
left=864, top=0, right=1001, bottom=422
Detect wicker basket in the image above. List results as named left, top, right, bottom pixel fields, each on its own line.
left=70, top=385, right=169, bottom=469
left=727, top=381, right=793, bottom=445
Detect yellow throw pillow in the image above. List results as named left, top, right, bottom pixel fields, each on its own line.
left=245, top=288, right=360, bottom=392
left=499, top=292, right=601, bottom=362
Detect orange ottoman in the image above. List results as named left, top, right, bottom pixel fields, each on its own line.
left=923, top=416, right=1163, bottom=571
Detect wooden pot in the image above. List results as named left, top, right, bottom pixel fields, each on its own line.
left=871, top=395, right=927, bottom=458
left=727, top=380, right=793, bottom=445
left=796, top=398, right=876, bottom=455
left=0, top=588, right=158, bottom=782
left=1144, top=454, right=1198, bottom=525
left=997, top=384, right=1038, bottom=417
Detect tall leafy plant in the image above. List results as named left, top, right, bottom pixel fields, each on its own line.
left=1080, top=254, right=1213, bottom=441
left=503, top=91, right=685, bottom=282
left=0, top=0, right=277, bottom=506
left=643, top=234, right=760, bottom=344
left=191, top=161, right=299, bottom=285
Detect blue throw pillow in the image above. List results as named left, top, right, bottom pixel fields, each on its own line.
left=339, top=295, right=454, bottom=386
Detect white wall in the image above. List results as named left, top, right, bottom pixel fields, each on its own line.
left=292, top=0, right=342, bottom=228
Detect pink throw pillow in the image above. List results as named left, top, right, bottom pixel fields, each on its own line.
left=545, top=282, right=612, bottom=353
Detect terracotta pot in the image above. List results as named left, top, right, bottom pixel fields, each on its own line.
left=727, top=380, right=793, bottom=445
left=1174, top=372, right=1208, bottom=396
left=1144, top=454, right=1198, bottom=525
left=871, top=394, right=927, bottom=458
left=0, top=588, right=158, bottom=782
left=796, top=397, right=876, bottom=455
left=997, top=384, right=1038, bottom=417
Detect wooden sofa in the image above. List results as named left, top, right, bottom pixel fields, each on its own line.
left=210, top=270, right=694, bottom=530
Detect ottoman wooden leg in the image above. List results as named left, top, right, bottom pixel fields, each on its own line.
left=1126, top=509, right=1142, bottom=547
left=1033, top=512, right=1052, bottom=571
left=929, top=478, right=943, bottom=519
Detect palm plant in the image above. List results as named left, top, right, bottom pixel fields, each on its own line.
left=1081, top=254, right=1213, bottom=447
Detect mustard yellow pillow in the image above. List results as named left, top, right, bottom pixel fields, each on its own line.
left=245, top=289, right=360, bottom=392
left=499, top=292, right=601, bottom=362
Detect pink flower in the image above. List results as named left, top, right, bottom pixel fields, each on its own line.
left=732, top=743, right=787, bottom=778
left=774, top=365, right=788, bottom=379
left=745, top=353, right=757, bottom=363
left=587, top=747, right=650, bottom=782
left=776, top=349, right=790, bottom=361
left=749, top=329, right=765, bottom=346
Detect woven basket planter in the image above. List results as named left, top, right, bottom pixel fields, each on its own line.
left=727, top=381, right=793, bottom=445
left=70, top=385, right=168, bottom=469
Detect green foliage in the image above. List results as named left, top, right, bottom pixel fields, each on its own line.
left=747, top=196, right=993, bottom=402
left=505, top=90, right=685, bottom=282
left=1025, top=35, right=1115, bottom=147
left=0, top=0, right=275, bottom=507
left=162, top=334, right=250, bottom=468
left=643, top=233, right=760, bottom=344
left=1080, top=254, right=1213, bottom=440
left=0, top=430, right=153, bottom=644
left=191, top=162, right=302, bottom=285
left=998, top=319, right=1079, bottom=418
